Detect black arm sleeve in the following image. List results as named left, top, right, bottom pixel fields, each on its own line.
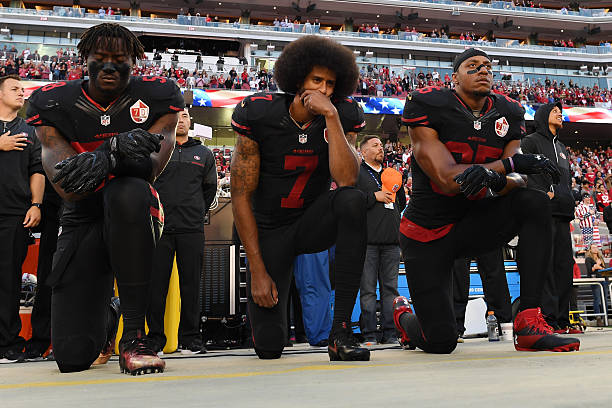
left=201, top=148, right=218, bottom=212
left=396, top=183, right=407, bottom=213
left=337, top=99, right=366, bottom=134
left=231, top=97, right=255, bottom=140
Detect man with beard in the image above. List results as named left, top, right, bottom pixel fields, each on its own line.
left=26, top=23, right=184, bottom=374
left=392, top=48, right=580, bottom=354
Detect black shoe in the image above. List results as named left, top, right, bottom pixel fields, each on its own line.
left=24, top=348, right=45, bottom=362
left=328, top=323, right=370, bottom=361
left=0, top=349, right=25, bottom=364
left=380, top=337, right=399, bottom=345
left=180, top=338, right=207, bottom=355
left=311, top=339, right=328, bottom=347
left=294, top=334, right=309, bottom=344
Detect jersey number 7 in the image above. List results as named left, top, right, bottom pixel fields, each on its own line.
left=280, top=155, right=318, bottom=209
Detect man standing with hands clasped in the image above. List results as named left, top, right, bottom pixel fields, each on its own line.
left=522, top=102, right=581, bottom=334
left=356, top=135, right=406, bottom=344
left=0, top=74, right=45, bottom=363
left=146, top=108, right=217, bottom=355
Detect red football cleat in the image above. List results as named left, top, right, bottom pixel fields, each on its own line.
left=392, top=296, right=415, bottom=350
left=514, top=308, right=580, bottom=352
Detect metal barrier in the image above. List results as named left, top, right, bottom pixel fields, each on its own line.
left=573, top=278, right=609, bottom=325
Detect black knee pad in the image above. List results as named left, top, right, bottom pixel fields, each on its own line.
left=255, top=348, right=283, bottom=360
left=104, top=177, right=151, bottom=222
left=424, top=323, right=458, bottom=354
left=54, top=335, right=100, bottom=373
left=332, top=187, right=366, bottom=221
left=427, top=341, right=458, bottom=354
left=252, top=322, right=285, bottom=359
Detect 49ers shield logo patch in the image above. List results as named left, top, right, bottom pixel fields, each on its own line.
left=130, top=100, right=149, bottom=124
left=494, top=117, right=509, bottom=137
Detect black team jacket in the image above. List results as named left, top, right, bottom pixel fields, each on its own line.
left=356, top=160, right=407, bottom=245
left=153, top=137, right=217, bottom=233
left=521, top=102, right=575, bottom=221
left=0, top=117, right=44, bottom=217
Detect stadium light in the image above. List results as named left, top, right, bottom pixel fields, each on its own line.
left=250, top=43, right=258, bottom=49
left=365, top=51, right=374, bottom=57
left=267, top=45, right=275, bottom=52
left=353, top=50, right=360, bottom=56
left=492, top=59, right=499, bottom=66
left=579, top=65, right=588, bottom=73
left=451, top=9, right=460, bottom=16
left=0, top=28, right=10, bottom=34
left=592, top=66, right=601, bottom=75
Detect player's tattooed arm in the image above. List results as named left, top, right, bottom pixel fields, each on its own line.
left=231, top=135, right=278, bottom=308
left=35, top=125, right=82, bottom=201
left=148, top=112, right=179, bottom=181
left=410, top=126, right=513, bottom=195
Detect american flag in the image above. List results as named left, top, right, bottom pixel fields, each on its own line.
left=575, top=203, right=595, bottom=228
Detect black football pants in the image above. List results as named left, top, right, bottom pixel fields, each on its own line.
left=0, top=216, right=29, bottom=355
left=399, top=188, right=551, bottom=354
left=50, top=177, right=161, bottom=372
left=26, top=201, right=61, bottom=355
left=247, top=187, right=366, bottom=359
left=540, top=218, right=574, bottom=328
left=146, top=232, right=204, bottom=349
left=453, top=248, right=512, bottom=336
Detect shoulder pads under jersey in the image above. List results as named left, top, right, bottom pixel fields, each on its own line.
left=407, top=86, right=454, bottom=108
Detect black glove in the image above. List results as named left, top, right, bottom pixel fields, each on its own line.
left=53, top=150, right=113, bottom=194
left=454, top=165, right=507, bottom=196
left=108, top=128, right=163, bottom=162
left=503, top=153, right=561, bottom=184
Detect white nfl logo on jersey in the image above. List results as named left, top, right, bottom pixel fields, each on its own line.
left=100, top=115, right=111, bottom=126
left=298, top=133, right=308, bottom=144
left=495, top=117, right=509, bottom=137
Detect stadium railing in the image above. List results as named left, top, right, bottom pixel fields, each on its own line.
left=0, top=7, right=609, bottom=57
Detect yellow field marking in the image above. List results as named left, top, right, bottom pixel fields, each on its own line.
left=2, top=349, right=612, bottom=390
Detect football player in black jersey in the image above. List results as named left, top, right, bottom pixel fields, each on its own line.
left=26, top=23, right=184, bottom=374
left=231, top=36, right=370, bottom=361
left=392, top=48, right=580, bottom=353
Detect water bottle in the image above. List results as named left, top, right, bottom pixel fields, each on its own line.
left=487, top=311, right=500, bottom=342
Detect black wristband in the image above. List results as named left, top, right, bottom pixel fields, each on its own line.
left=31, top=202, right=42, bottom=208
left=491, top=172, right=507, bottom=193
left=501, top=158, right=513, bottom=175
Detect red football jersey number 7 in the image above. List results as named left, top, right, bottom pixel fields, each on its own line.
left=280, top=155, right=318, bottom=209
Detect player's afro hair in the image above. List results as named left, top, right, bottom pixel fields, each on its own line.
left=274, top=36, right=359, bottom=99
left=77, top=23, right=145, bottom=62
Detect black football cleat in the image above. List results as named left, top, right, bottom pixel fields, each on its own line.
left=514, top=308, right=580, bottom=352
left=328, top=322, right=370, bottom=361
left=119, top=331, right=165, bottom=375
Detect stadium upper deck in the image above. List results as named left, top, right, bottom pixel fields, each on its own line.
left=1, top=2, right=612, bottom=89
